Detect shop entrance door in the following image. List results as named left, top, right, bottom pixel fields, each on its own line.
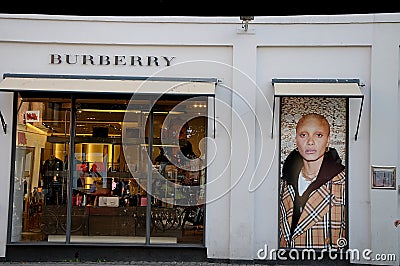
left=145, top=96, right=207, bottom=244
left=12, top=92, right=72, bottom=242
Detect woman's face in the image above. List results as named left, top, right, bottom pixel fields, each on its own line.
left=296, top=116, right=330, bottom=162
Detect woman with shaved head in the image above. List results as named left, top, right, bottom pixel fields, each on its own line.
left=279, top=113, right=346, bottom=249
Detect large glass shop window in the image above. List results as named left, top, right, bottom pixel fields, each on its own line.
left=11, top=92, right=207, bottom=245
left=147, top=97, right=207, bottom=244
left=12, top=92, right=71, bottom=242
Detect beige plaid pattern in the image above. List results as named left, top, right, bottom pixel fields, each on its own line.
left=280, top=171, right=346, bottom=249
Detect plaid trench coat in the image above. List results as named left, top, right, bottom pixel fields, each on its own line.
left=279, top=148, right=346, bottom=249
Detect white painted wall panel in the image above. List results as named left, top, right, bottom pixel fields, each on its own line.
left=0, top=14, right=399, bottom=264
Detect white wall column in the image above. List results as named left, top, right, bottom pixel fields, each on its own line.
left=369, top=24, right=400, bottom=265
left=229, top=31, right=257, bottom=260
left=0, top=92, right=14, bottom=257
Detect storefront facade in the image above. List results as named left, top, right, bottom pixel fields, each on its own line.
left=0, top=14, right=399, bottom=264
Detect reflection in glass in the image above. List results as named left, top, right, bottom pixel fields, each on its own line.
left=149, top=97, right=207, bottom=244
left=12, top=92, right=70, bottom=242
left=11, top=92, right=208, bottom=245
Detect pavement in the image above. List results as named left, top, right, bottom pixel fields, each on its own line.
left=0, top=262, right=268, bottom=266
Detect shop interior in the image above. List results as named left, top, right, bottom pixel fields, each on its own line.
left=12, top=91, right=208, bottom=244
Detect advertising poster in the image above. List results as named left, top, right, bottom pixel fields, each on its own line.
left=279, top=97, right=347, bottom=250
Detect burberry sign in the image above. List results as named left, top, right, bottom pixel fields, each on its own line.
left=50, top=54, right=176, bottom=67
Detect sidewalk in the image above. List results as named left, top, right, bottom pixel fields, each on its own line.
left=0, top=262, right=269, bottom=266
left=0, top=260, right=330, bottom=266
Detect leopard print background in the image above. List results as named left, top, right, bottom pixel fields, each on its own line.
left=280, top=97, right=347, bottom=171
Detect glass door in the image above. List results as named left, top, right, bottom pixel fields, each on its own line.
left=70, top=94, right=151, bottom=243
left=148, top=96, right=208, bottom=244
left=12, top=92, right=71, bottom=242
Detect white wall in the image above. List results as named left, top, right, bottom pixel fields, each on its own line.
left=0, top=92, right=13, bottom=257
left=369, top=22, right=400, bottom=265
left=0, top=14, right=399, bottom=264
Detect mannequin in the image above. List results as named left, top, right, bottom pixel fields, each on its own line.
left=46, top=175, right=62, bottom=205
left=41, top=155, right=63, bottom=189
